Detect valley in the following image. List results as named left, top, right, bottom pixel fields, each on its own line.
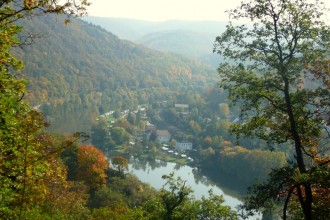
left=1, top=1, right=329, bottom=219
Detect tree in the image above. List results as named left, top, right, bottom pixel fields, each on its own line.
left=214, top=0, right=329, bottom=219
left=160, top=173, right=192, bottom=220
left=0, top=107, right=47, bottom=218
left=0, top=1, right=90, bottom=218
left=76, top=145, right=109, bottom=192
left=91, top=119, right=110, bottom=151
left=144, top=173, right=238, bottom=220
left=111, top=156, right=128, bottom=175
left=188, top=190, right=238, bottom=220
left=110, top=126, right=130, bottom=146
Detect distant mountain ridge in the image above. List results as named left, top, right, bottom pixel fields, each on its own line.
left=136, top=30, right=215, bottom=58
left=83, top=17, right=227, bottom=41
left=14, top=14, right=218, bottom=132
left=83, top=17, right=227, bottom=65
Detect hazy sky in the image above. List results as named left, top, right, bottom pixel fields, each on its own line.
left=87, top=0, right=242, bottom=22
left=87, top=0, right=329, bottom=24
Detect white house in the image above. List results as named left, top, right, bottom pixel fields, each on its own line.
left=156, top=130, right=171, bottom=143
left=175, top=141, right=193, bottom=151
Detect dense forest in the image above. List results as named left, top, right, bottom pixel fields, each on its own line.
left=0, top=0, right=329, bottom=219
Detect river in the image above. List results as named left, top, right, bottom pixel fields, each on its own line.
left=128, top=157, right=262, bottom=219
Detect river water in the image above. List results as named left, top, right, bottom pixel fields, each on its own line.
left=128, top=158, right=262, bottom=219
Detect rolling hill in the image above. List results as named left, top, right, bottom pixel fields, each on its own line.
left=14, top=14, right=219, bottom=132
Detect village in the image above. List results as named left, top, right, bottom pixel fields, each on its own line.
left=96, top=103, right=209, bottom=165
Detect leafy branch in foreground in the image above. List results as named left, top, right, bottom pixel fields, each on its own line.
left=0, top=0, right=90, bottom=218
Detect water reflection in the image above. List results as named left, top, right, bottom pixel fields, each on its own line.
left=129, top=157, right=262, bottom=219
left=130, top=156, right=168, bottom=172
left=128, top=157, right=241, bottom=208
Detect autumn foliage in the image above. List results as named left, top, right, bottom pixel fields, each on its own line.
left=76, top=145, right=109, bottom=192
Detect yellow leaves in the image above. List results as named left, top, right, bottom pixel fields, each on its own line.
left=303, top=139, right=329, bottom=165
left=24, top=0, right=38, bottom=9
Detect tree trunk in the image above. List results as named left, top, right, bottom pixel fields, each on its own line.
left=284, top=78, right=313, bottom=220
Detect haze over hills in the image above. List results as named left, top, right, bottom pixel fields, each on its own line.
left=136, top=30, right=215, bottom=58
left=83, top=17, right=227, bottom=66
left=83, top=17, right=227, bottom=41
left=14, top=15, right=219, bottom=132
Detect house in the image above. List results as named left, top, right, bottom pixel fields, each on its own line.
left=175, top=141, right=193, bottom=151
left=156, top=130, right=171, bottom=143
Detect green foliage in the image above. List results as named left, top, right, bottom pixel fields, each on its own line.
left=187, top=190, right=238, bottom=220
left=160, top=173, right=193, bottom=219
left=91, top=188, right=127, bottom=209
left=142, top=173, right=238, bottom=220
left=107, top=175, right=158, bottom=208
left=217, top=146, right=287, bottom=187
left=91, top=119, right=111, bottom=151
left=110, top=127, right=130, bottom=146
left=0, top=0, right=91, bottom=216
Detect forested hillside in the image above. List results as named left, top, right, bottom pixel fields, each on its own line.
left=83, top=17, right=226, bottom=66
left=14, top=15, right=218, bottom=132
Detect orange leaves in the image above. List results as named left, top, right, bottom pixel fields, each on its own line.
left=76, top=145, right=109, bottom=191
left=24, top=0, right=37, bottom=9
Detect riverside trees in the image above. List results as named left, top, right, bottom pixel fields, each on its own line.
left=214, top=0, right=330, bottom=219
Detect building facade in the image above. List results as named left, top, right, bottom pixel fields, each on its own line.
left=175, top=141, right=193, bottom=151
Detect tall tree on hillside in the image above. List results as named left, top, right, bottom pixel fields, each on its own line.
left=214, top=0, right=329, bottom=219
left=0, top=0, right=90, bottom=218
